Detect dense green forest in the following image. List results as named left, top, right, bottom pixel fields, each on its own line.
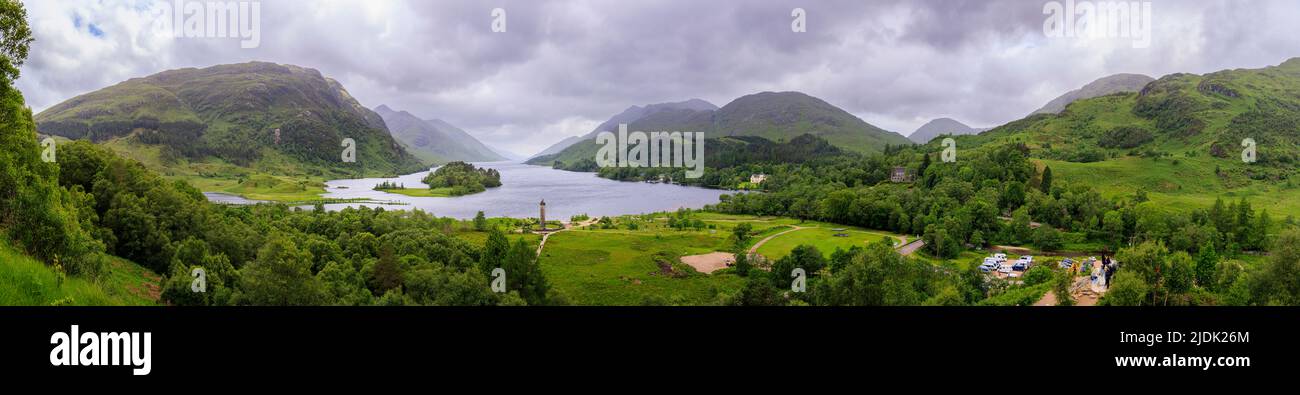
left=8, top=135, right=553, bottom=305
left=421, top=161, right=502, bottom=196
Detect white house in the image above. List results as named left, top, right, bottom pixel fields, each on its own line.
left=890, top=167, right=912, bottom=183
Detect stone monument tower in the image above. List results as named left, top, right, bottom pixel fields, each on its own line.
left=539, top=199, right=547, bottom=231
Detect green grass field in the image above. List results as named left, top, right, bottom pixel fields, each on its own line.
left=99, top=138, right=334, bottom=202
left=534, top=212, right=918, bottom=305
left=0, top=241, right=161, bottom=306
left=909, top=250, right=989, bottom=272
left=539, top=228, right=745, bottom=306
left=756, top=227, right=893, bottom=261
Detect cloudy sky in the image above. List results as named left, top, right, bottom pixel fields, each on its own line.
left=16, top=0, right=1300, bottom=156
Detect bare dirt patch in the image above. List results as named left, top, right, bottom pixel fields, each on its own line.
left=679, top=252, right=735, bottom=274
left=1034, top=276, right=1104, bottom=306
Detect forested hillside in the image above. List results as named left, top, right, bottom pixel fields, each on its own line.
left=0, top=5, right=549, bottom=305
left=954, top=58, right=1300, bottom=217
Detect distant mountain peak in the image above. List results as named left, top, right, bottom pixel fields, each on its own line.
left=1032, top=73, right=1155, bottom=115
left=909, top=117, right=983, bottom=144
left=528, top=98, right=719, bottom=158
left=374, top=105, right=506, bottom=163
left=529, top=91, right=910, bottom=164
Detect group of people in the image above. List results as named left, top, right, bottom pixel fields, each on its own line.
left=1091, top=256, right=1117, bottom=290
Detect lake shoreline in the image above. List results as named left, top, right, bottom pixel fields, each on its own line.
left=207, top=161, right=740, bottom=220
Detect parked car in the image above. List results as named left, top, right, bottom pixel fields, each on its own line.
left=979, top=258, right=999, bottom=272
left=993, top=253, right=1007, bottom=263
left=1059, top=258, right=1075, bottom=269
left=998, top=264, right=1013, bottom=274
left=1012, top=259, right=1030, bottom=271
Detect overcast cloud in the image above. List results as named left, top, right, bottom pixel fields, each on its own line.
left=16, top=0, right=1300, bottom=155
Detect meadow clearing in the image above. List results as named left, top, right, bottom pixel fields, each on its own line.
left=535, top=212, right=912, bottom=305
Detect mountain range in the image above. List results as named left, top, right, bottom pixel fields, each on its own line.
left=374, top=105, right=506, bottom=164
left=528, top=91, right=912, bottom=166
left=35, top=61, right=424, bottom=177
left=530, top=99, right=719, bottom=158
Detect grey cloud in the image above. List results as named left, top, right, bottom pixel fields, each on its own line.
left=16, top=0, right=1300, bottom=154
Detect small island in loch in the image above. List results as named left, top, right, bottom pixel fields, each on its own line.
left=374, top=161, right=503, bottom=198
left=373, top=162, right=503, bottom=197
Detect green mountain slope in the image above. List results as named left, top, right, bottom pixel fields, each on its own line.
left=35, top=62, right=425, bottom=181
left=374, top=105, right=506, bottom=164
left=955, top=57, right=1300, bottom=217
left=711, top=91, right=910, bottom=152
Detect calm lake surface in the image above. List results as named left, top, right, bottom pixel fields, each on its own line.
left=203, top=192, right=266, bottom=205
left=308, top=162, right=735, bottom=220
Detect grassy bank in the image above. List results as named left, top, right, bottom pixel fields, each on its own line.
left=1042, top=156, right=1300, bottom=219
left=756, top=227, right=894, bottom=261
left=0, top=241, right=161, bottom=306
left=378, top=187, right=456, bottom=198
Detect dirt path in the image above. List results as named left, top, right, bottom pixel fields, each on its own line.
left=1035, top=289, right=1099, bottom=306
left=1034, top=276, right=1103, bottom=306
left=747, top=226, right=808, bottom=255
left=1033, top=291, right=1057, bottom=306
left=536, top=217, right=601, bottom=255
